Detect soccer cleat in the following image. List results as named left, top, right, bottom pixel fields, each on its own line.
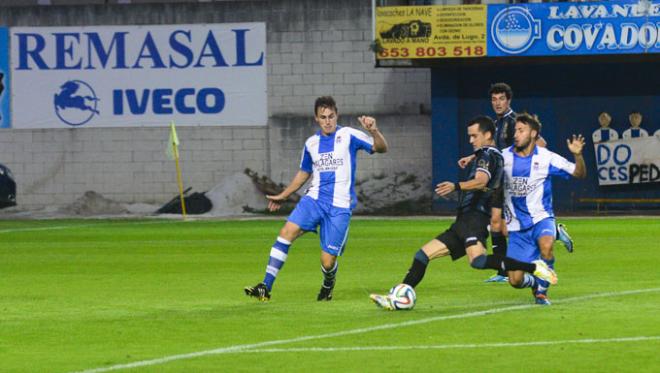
left=244, top=282, right=271, bottom=301
left=557, top=223, right=574, bottom=253
left=534, top=293, right=552, bottom=306
left=369, top=293, right=394, bottom=310
left=484, top=274, right=509, bottom=283
left=317, top=285, right=334, bottom=301
left=532, top=260, right=558, bottom=285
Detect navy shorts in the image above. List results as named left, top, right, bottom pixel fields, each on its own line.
left=436, top=212, right=490, bottom=261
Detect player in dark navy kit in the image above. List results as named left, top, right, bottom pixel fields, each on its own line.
left=459, top=83, right=573, bottom=284
left=370, top=116, right=557, bottom=310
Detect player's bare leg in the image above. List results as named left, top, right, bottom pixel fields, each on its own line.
left=532, top=235, right=556, bottom=305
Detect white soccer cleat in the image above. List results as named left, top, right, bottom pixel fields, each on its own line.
left=369, top=293, right=394, bottom=310
left=532, top=260, right=558, bottom=285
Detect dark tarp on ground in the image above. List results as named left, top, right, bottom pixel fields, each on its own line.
left=156, top=188, right=212, bottom=215
left=0, top=163, right=16, bottom=209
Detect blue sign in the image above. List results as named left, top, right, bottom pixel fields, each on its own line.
left=487, top=0, right=660, bottom=57
left=0, top=27, right=9, bottom=128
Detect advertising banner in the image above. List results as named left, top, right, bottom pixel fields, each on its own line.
left=10, top=23, right=266, bottom=128
left=0, top=27, right=9, bottom=129
left=376, top=5, right=488, bottom=59
left=594, top=136, right=660, bottom=185
left=487, top=0, right=660, bottom=56
left=376, top=0, right=659, bottom=59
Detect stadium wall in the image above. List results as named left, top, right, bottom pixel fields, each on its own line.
left=0, top=0, right=432, bottom=210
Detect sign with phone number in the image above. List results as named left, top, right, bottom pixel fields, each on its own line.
left=376, top=5, right=487, bottom=59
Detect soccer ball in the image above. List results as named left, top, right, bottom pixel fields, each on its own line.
left=388, top=283, right=416, bottom=310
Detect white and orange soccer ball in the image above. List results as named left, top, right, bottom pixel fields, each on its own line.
left=388, top=283, right=416, bottom=310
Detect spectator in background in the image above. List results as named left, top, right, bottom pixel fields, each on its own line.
left=622, top=111, right=648, bottom=139
left=592, top=112, right=619, bottom=143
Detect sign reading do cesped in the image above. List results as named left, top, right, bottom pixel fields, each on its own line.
left=11, top=23, right=266, bottom=128
left=594, top=137, right=660, bottom=185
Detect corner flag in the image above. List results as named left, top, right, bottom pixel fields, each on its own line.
left=166, top=121, right=187, bottom=219
left=166, top=122, right=180, bottom=160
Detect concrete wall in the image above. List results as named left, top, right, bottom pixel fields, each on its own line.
left=0, top=0, right=432, bottom=209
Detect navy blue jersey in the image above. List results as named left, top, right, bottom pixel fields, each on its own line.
left=457, top=146, right=504, bottom=216
left=495, top=109, right=516, bottom=150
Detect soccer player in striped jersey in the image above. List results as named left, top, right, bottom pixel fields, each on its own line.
left=460, top=83, right=574, bottom=284
left=502, top=113, right=586, bottom=305
left=370, top=116, right=558, bottom=310
left=245, top=96, right=388, bottom=301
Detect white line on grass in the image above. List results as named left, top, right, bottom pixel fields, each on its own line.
left=0, top=220, right=171, bottom=234
left=73, top=287, right=660, bottom=373
left=242, top=335, right=660, bottom=354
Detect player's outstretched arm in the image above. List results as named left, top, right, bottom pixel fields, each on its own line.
left=435, top=171, right=490, bottom=196
left=567, top=134, right=587, bottom=179
left=358, top=115, right=388, bottom=153
left=266, top=170, right=311, bottom=211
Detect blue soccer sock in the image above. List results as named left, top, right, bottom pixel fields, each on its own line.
left=534, top=257, right=553, bottom=295
left=321, top=261, right=338, bottom=288
left=543, top=256, right=556, bottom=270
left=262, top=236, right=291, bottom=291
left=535, top=277, right=550, bottom=294
left=513, top=273, right=537, bottom=289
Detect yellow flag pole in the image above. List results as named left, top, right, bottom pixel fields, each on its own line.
left=173, top=144, right=188, bottom=220
left=168, top=121, right=187, bottom=220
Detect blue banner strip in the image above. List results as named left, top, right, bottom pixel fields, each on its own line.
left=487, top=0, right=660, bottom=57
left=0, top=27, right=9, bottom=128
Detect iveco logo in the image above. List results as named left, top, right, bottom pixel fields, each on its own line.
left=491, top=7, right=542, bottom=54
left=53, top=79, right=100, bottom=126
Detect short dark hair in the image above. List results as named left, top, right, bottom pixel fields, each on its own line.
left=314, top=96, right=337, bottom=116
left=515, top=112, right=542, bottom=138
left=467, top=115, right=496, bottom=138
left=489, top=83, right=513, bottom=100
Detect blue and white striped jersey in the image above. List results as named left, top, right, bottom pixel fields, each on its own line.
left=502, top=146, right=576, bottom=231
left=299, top=126, right=374, bottom=209
left=622, top=128, right=648, bottom=139
left=591, top=128, right=619, bottom=143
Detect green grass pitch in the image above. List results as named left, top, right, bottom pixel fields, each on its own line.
left=1, top=217, right=659, bottom=372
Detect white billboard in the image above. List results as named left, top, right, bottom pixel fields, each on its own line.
left=594, top=136, right=660, bottom=185
left=11, top=23, right=266, bottom=128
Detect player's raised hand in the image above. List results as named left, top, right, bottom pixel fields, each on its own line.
left=266, top=194, right=287, bottom=212
left=567, top=134, right=585, bottom=155
left=358, top=116, right=378, bottom=132
left=435, top=181, right=456, bottom=197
